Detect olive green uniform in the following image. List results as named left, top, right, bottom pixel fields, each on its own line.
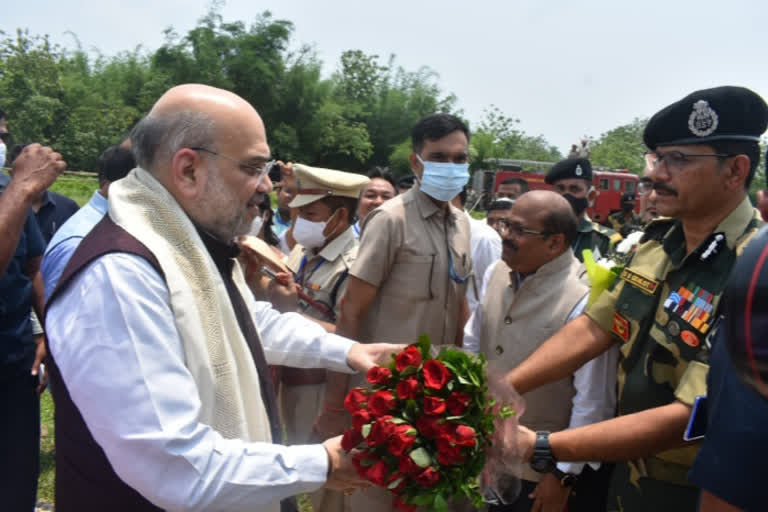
left=586, top=197, right=762, bottom=511
left=608, top=211, right=644, bottom=237
left=574, top=214, right=622, bottom=263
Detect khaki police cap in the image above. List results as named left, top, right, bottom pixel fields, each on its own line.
left=289, top=163, right=370, bottom=208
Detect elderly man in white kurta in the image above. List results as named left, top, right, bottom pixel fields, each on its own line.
left=44, top=84, right=398, bottom=512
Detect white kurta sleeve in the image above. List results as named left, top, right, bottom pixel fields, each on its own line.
left=46, top=254, right=332, bottom=511
left=556, top=295, right=619, bottom=475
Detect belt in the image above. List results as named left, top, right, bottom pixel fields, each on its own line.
left=281, top=367, right=327, bottom=387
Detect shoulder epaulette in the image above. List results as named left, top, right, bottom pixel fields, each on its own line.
left=592, top=222, right=620, bottom=240
left=640, top=217, right=676, bottom=243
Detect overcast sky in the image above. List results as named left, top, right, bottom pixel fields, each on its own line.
left=4, top=0, right=767, bottom=154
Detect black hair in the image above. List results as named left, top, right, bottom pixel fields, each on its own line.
left=322, top=196, right=359, bottom=225
left=457, top=185, right=469, bottom=207
left=366, top=167, right=397, bottom=192
left=257, top=194, right=280, bottom=247
left=397, top=175, right=416, bottom=188
left=98, top=146, right=136, bottom=182
left=541, top=204, right=579, bottom=246
left=708, top=140, right=761, bottom=188
left=488, top=199, right=514, bottom=212
left=411, top=113, right=470, bottom=154
left=500, top=177, right=530, bottom=193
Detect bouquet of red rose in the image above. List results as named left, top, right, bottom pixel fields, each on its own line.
left=341, top=336, right=517, bottom=512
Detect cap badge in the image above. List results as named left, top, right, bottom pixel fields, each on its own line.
left=575, top=165, right=583, bottom=176
left=688, top=100, right=719, bottom=137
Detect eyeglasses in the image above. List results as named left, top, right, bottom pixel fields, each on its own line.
left=190, top=147, right=271, bottom=177
left=637, top=180, right=653, bottom=195
left=497, top=219, right=550, bottom=238
left=644, top=150, right=735, bottom=172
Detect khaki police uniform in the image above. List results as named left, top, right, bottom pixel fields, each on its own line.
left=586, top=197, right=762, bottom=511
left=574, top=214, right=621, bottom=262
left=351, top=185, right=472, bottom=346
left=347, top=185, right=471, bottom=512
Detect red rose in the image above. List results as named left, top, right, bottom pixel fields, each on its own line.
left=341, top=428, right=363, bottom=451
left=422, top=360, right=451, bottom=390
left=393, top=495, right=417, bottom=512
left=437, top=439, right=464, bottom=466
left=398, top=453, right=423, bottom=475
left=446, top=391, right=471, bottom=415
left=366, top=365, right=392, bottom=385
left=423, top=396, right=446, bottom=416
left=395, top=345, right=422, bottom=371
left=388, top=424, right=417, bottom=456
left=392, top=496, right=417, bottom=512
left=453, top=424, right=477, bottom=447
left=395, top=377, right=421, bottom=400
left=352, top=449, right=373, bottom=478
left=368, top=390, right=396, bottom=417
left=416, top=415, right=442, bottom=439
left=344, top=388, right=368, bottom=414
left=352, top=409, right=372, bottom=432
left=366, top=416, right=394, bottom=446
left=366, top=460, right=390, bottom=487
left=414, top=467, right=440, bottom=487
left=436, top=438, right=465, bottom=466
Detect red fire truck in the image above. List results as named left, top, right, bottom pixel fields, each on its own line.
left=472, top=158, right=640, bottom=223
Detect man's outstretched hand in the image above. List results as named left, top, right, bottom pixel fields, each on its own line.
left=345, top=343, right=404, bottom=373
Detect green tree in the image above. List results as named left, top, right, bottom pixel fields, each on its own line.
left=589, top=117, right=648, bottom=174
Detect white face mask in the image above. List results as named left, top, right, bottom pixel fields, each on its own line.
left=292, top=216, right=328, bottom=249
left=248, top=214, right=264, bottom=237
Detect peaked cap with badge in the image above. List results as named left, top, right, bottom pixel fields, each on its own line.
left=545, top=157, right=593, bottom=184
left=289, top=164, right=370, bottom=208
left=643, top=85, right=768, bottom=149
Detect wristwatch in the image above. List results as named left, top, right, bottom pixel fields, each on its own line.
left=530, top=431, right=557, bottom=474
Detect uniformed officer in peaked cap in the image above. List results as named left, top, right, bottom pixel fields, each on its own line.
left=505, top=85, right=768, bottom=512
left=279, top=163, right=369, bottom=512
left=607, top=192, right=643, bottom=237
left=546, top=157, right=621, bottom=262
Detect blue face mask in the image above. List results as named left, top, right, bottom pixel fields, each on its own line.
left=416, top=156, right=469, bottom=202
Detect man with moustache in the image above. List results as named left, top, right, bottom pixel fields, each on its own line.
left=507, top=86, right=767, bottom=511
left=43, top=84, right=400, bottom=511
left=545, top=158, right=621, bottom=262
left=464, top=191, right=617, bottom=512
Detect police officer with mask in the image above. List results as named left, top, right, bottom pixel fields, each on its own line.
left=546, top=158, right=621, bottom=261
left=607, top=193, right=644, bottom=237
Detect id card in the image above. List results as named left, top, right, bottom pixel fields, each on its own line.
left=683, top=395, right=708, bottom=441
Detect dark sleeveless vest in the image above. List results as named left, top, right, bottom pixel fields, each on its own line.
left=45, top=215, right=282, bottom=511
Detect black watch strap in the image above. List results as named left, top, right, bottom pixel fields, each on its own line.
left=530, top=431, right=557, bottom=473
left=553, top=468, right=578, bottom=488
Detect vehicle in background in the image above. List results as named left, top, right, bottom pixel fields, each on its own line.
left=471, top=158, right=640, bottom=223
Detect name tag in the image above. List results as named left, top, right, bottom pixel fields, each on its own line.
left=619, top=268, right=659, bottom=295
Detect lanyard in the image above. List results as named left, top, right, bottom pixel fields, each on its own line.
left=296, top=255, right=325, bottom=285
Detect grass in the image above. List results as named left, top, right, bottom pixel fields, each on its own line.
left=49, top=173, right=99, bottom=207
left=39, top=391, right=55, bottom=504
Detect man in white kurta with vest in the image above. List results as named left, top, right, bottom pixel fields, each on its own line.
left=43, top=84, right=399, bottom=512
left=464, top=190, right=618, bottom=512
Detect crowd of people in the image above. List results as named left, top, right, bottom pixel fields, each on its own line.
left=0, top=83, right=767, bottom=512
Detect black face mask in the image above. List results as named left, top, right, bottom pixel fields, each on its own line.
left=563, top=193, right=589, bottom=216
left=621, top=202, right=634, bottom=213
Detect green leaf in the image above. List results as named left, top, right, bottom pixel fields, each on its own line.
left=434, top=492, right=448, bottom=512
left=409, top=447, right=431, bottom=468
left=387, top=477, right=404, bottom=490
left=410, top=494, right=434, bottom=506
left=417, top=334, right=431, bottom=359
left=390, top=417, right=406, bottom=424
left=361, top=424, right=371, bottom=438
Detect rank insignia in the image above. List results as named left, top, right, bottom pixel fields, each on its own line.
left=611, top=312, right=630, bottom=342
left=619, top=268, right=659, bottom=295
left=664, top=285, right=716, bottom=334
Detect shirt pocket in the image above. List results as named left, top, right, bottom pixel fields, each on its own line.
left=381, top=252, right=435, bottom=301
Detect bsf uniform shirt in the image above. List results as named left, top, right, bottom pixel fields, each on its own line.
left=350, top=186, right=472, bottom=345
left=586, top=197, right=761, bottom=477
left=574, top=214, right=621, bottom=262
